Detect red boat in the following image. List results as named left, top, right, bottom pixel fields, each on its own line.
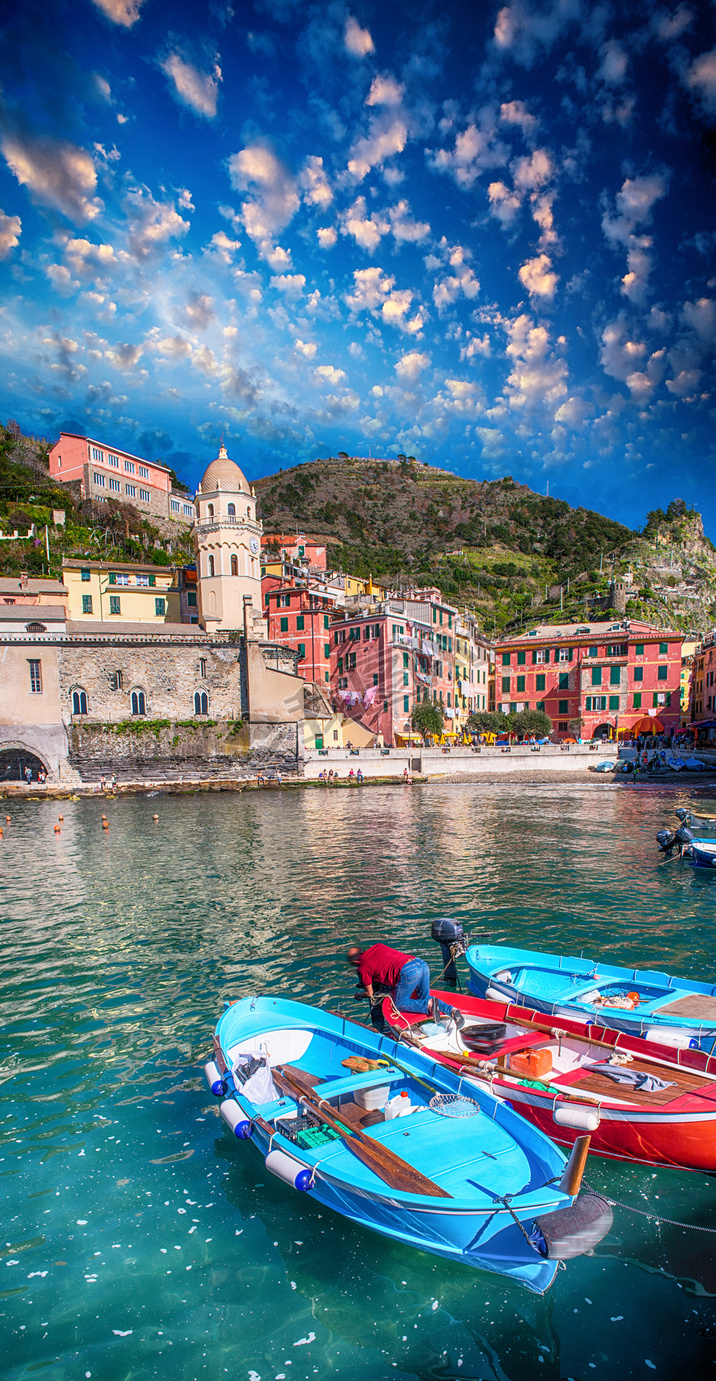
left=381, top=988, right=716, bottom=1173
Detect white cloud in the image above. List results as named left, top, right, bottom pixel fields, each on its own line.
left=342, top=196, right=389, bottom=252
left=512, top=148, right=552, bottom=192
left=367, top=75, right=404, bottom=107
left=487, top=179, right=522, bottom=225
left=90, top=0, right=145, bottom=25
left=686, top=48, right=716, bottom=113
left=430, top=114, right=508, bottom=188
left=228, top=143, right=299, bottom=262
left=346, top=266, right=425, bottom=333
left=682, top=296, right=716, bottom=344
left=205, top=230, right=241, bottom=263
left=317, top=226, right=337, bottom=249
left=161, top=54, right=222, bottom=119
left=294, top=339, right=317, bottom=358
left=395, top=351, right=430, bottom=380
left=150, top=334, right=192, bottom=359
left=315, top=364, right=346, bottom=385
left=554, top=395, right=589, bottom=426
left=125, top=186, right=191, bottom=260
left=602, top=173, right=668, bottom=304
left=503, top=313, right=568, bottom=413
left=388, top=199, right=430, bottom=243
left=598, top=40, right=628, bottom=84
left=666, top=368, right=701, bottom=397
left=299, top=155, right=333, bottom=209
left=441, top=378, right=480, bottom=411
left=460, top=333, right=491, bottom=360
left=433, top=264, right=480, bottom=310
left=270, top=273, right=306, bottom=297
left=105, top=341, right=143, bottom=370
left=492, top=1, right=584, bottom=68
left=598, top=319, right=664, bottom=399
left=0, top=210, right=21, bottom=259
left=348, top=119, right=408, bottom=181
left=183, top=292, right=215, bottom=328
left=518, top=252, right=559, bottom=299
left=1, top=132, right=101, bottom=223
left=499, top=100, right=537, bottom=132
left=344, top=16, right=374, bottom=57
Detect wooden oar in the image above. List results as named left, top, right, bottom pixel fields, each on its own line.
left=273, top=1064, right=451, bottom=1199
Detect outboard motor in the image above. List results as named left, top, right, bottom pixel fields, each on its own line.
left=431, top=917, right=466, bottom=983
left=657, top=824, right=693, bottom=856
left=676, top=824, right=694, bottom=853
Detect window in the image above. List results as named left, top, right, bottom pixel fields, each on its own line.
left=559, top=672, right=569, bottom=690
left=138, top=465, right=149, bottom=479
left=125, top=484, right=136, bottom=497
left=227, top=503, right=235, bottom=516
left=323, top=642, right=330, bottom=658
left=82, top=594, right=93, bottom=614
left=635, top=643, right=644, bottom=656
left=591, top=667, right=602, bottom=686
left=590, top=695, right=607, bottom=711
left=184, top=505, right=193, bottom=517
left=171, top=500, right=180, bottom=512
left=109, top=595, right=121, bottom=615
left=373, top=673, right=379, bottom=686
left=81, top=568, right=90, bottom=582
left=94, top=472, right=105, bottom=486
left=230, top=555, right=238, bottom=577
left=658, top=665, right=668, bottom=681
left=363, top=625, right=370, bottom=641
left=533, top=648, right=547, bottom=663
left=558, top=699, right=568, bottom=714
left=517, top=675, right=525, bottom=692
left=208, top=555, right=214, bottom=577
left=517, top=650, right=526, bottom=665
left=536, top=700, right=545, bottom=711
left=659, top=642, right=668, bottom=655
left=501, top=676, right=510, bottom=693
left=607, top=643, right=627, bottom=657
left=501, top=652, right=510, bottom=666
left=28, top=660, right=42, bottom=693
left=193, top=689, right=209, bottom=716
left=347, top=652, right=356, bottom=670
left=324, top=615, right=329, bottom=630
left=536, top=673, right=545, bottom=691
left=609, top=695, right=619, bottom=710
left=155, top=598, right=166, bottom=616
left=280, top=617, right=288, bottom=632
left=108, top=453, right=119, bottom=468
left=139, top=488, right=150, bottom=503
left=107, top=475, right=119, bottom=491
left=296, top=643, right=305, bottom=661
left=131, top=689, right=146, bottom=716
left=338, top=657, right=343, bottom=673
left=634, top=666, right=643, bottom=682
left=610, top=665, right=621, bottom=685
left=633, top=692, right=642, bottom=708
left=91, top=446, right=103, bottom=461
left=208, top=504, right=214, bottom=518
left=403, top=672, right=409, bottom=687
left=72, top=689, right=88, bottom=715
left=558, top=647, right=571, bottom=662
left=588, top=646, right=598, bottom=657
left=136, top=574, right=149, bottom=587
left=373, top=625, right=380, bottom=639
left=558, top=722, right=568, bottom=732
left=114, top=573, right=130, bottom=586
left=280, top=593, right=290, bottom=607
left=403, top=651, right=409, bottom=668
left=297, top=615, right=305, bottom=631
left=124, top=460, right=135, bottom=474
left=110, top=671, right=123, bottom=691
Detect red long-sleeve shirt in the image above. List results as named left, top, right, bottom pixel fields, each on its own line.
left=356, top=943, right=414, bottom=990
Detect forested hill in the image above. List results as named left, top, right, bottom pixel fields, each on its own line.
left=255, top=455, right=634, bottom=632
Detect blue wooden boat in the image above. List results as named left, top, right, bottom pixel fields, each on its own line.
left=466, top=945, right=716, bottom=1051
left=204, top=995, right=611, bottom=1295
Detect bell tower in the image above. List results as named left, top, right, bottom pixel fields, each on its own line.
left=194, top=444, right=263, bottom=632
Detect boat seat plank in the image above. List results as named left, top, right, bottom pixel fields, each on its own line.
left=569, top=1059, right=712, bottom=1106
left=310, top=1069, right=403, bottom=1099
left=658, top=995, right=716, bottom=1018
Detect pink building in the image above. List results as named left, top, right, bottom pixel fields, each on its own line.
left=48, top=432, right=195, bottom=527
left=496, top=619, right=683, bottom=739
left=262, top=534, right=327, bottom=570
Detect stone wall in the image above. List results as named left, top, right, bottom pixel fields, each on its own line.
left=57, top=640, right=246, bottom=724
left=67, top=719, right=301, bottom=782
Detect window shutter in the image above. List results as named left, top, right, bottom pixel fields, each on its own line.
left=532, top=649, right=538, bottom=664
left=568, top=647, right=573, bottom=661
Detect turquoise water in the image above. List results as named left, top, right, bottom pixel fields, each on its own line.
left=1, top=780, right=716, bottom=1381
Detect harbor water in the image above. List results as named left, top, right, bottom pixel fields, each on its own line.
left=1, top=780, right=716, bottom=1381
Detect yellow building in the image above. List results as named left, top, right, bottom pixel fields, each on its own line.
left=62, top=559, right=182, bottom=624
left=680, top=636, right=698, bottom=725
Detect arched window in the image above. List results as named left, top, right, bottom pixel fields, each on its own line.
left=194, top=690, right=208, bottom=716
left=207, top=503, right=214, bottom=518
left=72, top=688, right=88, bottom=715
left=230, top=554, right=238, bottom=577
left=26, top=622, right=47, bottom=633
left=208, top=554, right=215, bottom=577
left=227, top=503, right=235, bottom=516
left=246, top=505, right=251, bottom=517
left=131, top=689, right=146, bottom=716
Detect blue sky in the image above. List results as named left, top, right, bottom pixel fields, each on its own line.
left=0, top=0, right=715, bottom=532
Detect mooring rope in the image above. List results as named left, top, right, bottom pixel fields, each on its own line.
left=585, top=1182, right=716, bottom=1233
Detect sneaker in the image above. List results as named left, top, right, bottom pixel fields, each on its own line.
left=451, top=1007, right=466, bottom=1031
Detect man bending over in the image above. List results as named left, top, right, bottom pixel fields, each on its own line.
left=347, top=943, right=463, bottom=1027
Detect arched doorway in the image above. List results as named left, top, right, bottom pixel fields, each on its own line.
left=593, top=722, right=613, bottom=740
left=0, top=747, right=48, bottom=782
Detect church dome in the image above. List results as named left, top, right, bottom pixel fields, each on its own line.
left=199, top=444, right=250, bottom=495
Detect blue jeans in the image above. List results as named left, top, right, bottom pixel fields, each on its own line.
left=393, top=959, right=451, bottom=1017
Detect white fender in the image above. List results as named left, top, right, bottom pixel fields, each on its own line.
left=204, top=1060, right=225, bottom=1096
left=645, top=1027, right=696, bottom=1049
left=219, top=1099, right=252, bottom=1139
left=485, top=986, right=506, bottom=1001
left=553, top=1103, right=601, bottom=1132
left=265, top=1148, right=312, bottom=1191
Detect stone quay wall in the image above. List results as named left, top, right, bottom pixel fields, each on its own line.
left=68, top=719, right=301, bottom=782
left=303, top=743, right=619, bottom=780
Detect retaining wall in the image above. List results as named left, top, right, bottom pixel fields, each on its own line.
left=68, top=719, right=301, bottom=782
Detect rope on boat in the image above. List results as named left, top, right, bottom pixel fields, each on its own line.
left=585, top=1182, right=716, bottom=1233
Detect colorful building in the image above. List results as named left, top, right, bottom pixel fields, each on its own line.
left=454, top=611, right=492, bottom=735
left=688, top=631, right=716, bottom=736
left=262, top=534, right=328, bottom=570
left=48, top=432, right=195, bottom=526
left=495, top=619, right=683, bottom=739
left=62, top=559, right=182, bottom=624
left=264, top=580, right=334, bottom=686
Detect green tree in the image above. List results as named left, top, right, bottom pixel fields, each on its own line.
left=510, top=709, right=553, bottom=737
left=466, top=709, right=503, bottom=735
left=410, top=701, right=444, bottom=741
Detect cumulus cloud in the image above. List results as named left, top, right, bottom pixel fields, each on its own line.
left=685, top=48, right=716, bottom=114
left=348, top=118, right=408, bottom=181
left=598, top=39, right=628, bottom=84
left=513, top=148, right=553, bottom=192
left=315, top=364, right=346, bottom=385
left=488, top=179, right=521, bottom=225
left=317, top=226, right=337, bottom=248
left=342, top=196, right=389, bottom=251
left=500, top=99, right=538, bottom=133
left=682, top=296, right=716, bottom=345
left=518, top=252, right=559, bottom=299
left=294, top=339, right=317, bottom=358
left=183, top=292, right=215, bottom=329
left=105, top=341, right=143, bottom=370
left=388, top=199, right=430, bottom=242
left=492, top=0, right=584, bottom=68
left=228, top=143, right=299, bottom=262
left=344, top=16, right=374, bottom=57
left=90, top=0, right=146, bottom=25
left=160, top=53, right=222, bottom=119
left=599, top=318, right=666, bottom=398
left=429, top=113, right=508, bottom=188
left=150, top=334, right=192, bottom=359
left=270, top=273, right=306, bottom=297
left=205, top=230, right=241, bottom=263
left=125, top=186, right=191, bottom=260
left=299, top=155, right=333, bottom=209
left=0, top=210, right=21, bottom=258
left=602, top=173, right=668, bottom=303
left=503, top=313, right=568, bottom=414
left=367, top=74, right=405, bottom=107
left=346, top=266, right=426, bottom=333
left=395, top=351, right=430, bottom=380
left=1, top=131, right=101, bottom=223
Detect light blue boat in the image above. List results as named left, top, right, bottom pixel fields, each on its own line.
left=204, top=995, right=610, bottom=1294
left=466, top=944, right=716, bottom=1051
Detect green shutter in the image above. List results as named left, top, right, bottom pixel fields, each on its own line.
left=536, top=673, right=545, bottom=691
left=610, top=665, right=621, bottom=685
left=517, top=675, right=525, bottom=692
left=532, top=649, right=538, bottom=664
left=633, top=692, right=641, bottom=708
left=591, top=667, right=602, bottom=686
left=586, top=696, right=591, bottom=711
left=568, top=647, right=573, bottom=661
left=635, top=643, right=644, bottom=655
left=280, top=617, right=288, bottom=631
left=502, top=652, right=510, bottom=666
left=658, top=665, right=667, bottom=680
left=517, top=650, right=526, bottom=665
left=609, top=695, right=619, bottom=710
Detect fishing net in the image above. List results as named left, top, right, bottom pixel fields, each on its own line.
left=429, top=1092, right=480, bottom=1118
